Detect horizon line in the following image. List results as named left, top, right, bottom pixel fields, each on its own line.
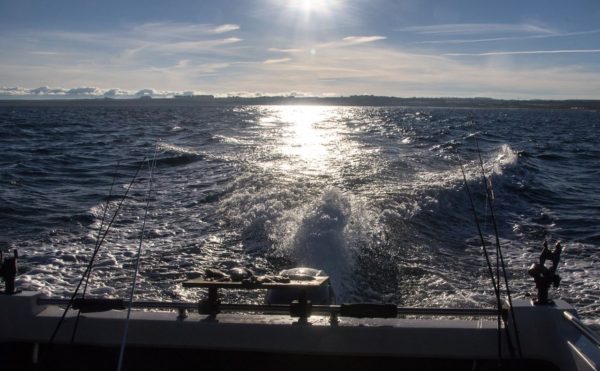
left=1, top=95, right=599, bottom=102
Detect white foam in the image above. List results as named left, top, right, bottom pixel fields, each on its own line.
left=274, top=189, right=383, bottom=300
left=213, top=134, right=246, bottom=145
left=492, top=144, right=519, bottom=174
left=157, top=142, right=199, bottom=156
left=279, top=190, right=353, bottom=294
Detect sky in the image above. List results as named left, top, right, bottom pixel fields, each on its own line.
left=1, top=0, right=599, bottom=99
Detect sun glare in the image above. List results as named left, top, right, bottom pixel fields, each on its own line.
left=274, top=0, right=341, bottom=20
left=273, top=106, right=339, bottom=173
left=298, top=0, right=313, bottom=12
left=291, top=0, right=328, bottom=14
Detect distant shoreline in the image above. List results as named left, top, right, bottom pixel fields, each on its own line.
left=1, top=96, right=599, bottom=111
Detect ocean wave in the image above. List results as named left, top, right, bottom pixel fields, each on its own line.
left=129, top=142, right=206, bottom=167
left=153, top=153, right=203, bottom=167
left=157, top=142, right=199, bottom=156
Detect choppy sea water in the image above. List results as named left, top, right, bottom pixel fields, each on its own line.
left=1, top=103, right=599, bottom=325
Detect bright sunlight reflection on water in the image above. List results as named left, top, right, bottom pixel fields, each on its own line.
left=262, top=105, right=344, bottom=176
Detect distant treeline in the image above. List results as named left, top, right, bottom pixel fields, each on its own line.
left=1, top=95, right=599, bottom=111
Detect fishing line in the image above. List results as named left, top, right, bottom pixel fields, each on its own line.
left=49, top=158, right=146, bottom=344
left=70, top=161, right=121, bottom=343
left=482, top=173, right=501, bottom=340
left=117, top=145, right=158, bottom=371
left=457, top=155, right=499, bottom=296
left=475, top=138, right=524, bottom=360
left=457, top=153, right=503, bottom=360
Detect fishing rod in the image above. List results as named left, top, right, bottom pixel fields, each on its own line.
left=117, top=145, right=158, bottom=371
left=71, top=162, right=121, bottom=343
left=474, top=138, right=523, bottom=360
left=457, top=153, right=503, bottom=361
left=49, top=158, right=147, bottom=344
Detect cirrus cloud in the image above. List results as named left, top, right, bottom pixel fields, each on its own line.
left=264, top=57, right=291, bottom=64
left=342, top=36, right=387, bottom=45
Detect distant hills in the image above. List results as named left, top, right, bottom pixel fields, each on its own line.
left=1, top=95, right=599, bottom=111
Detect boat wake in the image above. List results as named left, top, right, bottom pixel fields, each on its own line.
left=277, top=189, right=355, bottom=300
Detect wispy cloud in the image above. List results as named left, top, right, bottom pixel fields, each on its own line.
left=342, top=36, right=386, bottom=44
left=263, top=57, right=291, bottom=64
left=29, top=51, right=67, bottom=56
left=4, top=43, right=600, bottom=99
left=446, top=49, right=600, bottom=56
left=31, top=22, right=243, bottom=57
left=267, top=48, right=303, bottom=53
left=233, top=40, right=600, bottom=98
left=131, top=22, right=240, bottom=39
left=3, top=22, right=247, bottom=77
left=212, top=24, right=241, bottom=34
left=398, top=23, right=555, bottom=35
left=139, top=37, right=242, bottom=53
left=175, top=59, right=191, bottom=68
left=416, top=29, right=600, bottom=45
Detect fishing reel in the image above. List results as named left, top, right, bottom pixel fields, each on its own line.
left=0, top=249, right=18, bottom=295
left=528, top=241, right=562, bottom=305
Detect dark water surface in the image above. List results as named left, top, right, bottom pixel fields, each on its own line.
left=1, top=103, right=599, bottom=324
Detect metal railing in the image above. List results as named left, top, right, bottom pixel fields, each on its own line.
left=564, top=311, right=600, bottom=347
left=38, top=297, right=499, bottom=318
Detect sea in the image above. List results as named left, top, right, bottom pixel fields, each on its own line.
left=1, top=103, right=599, bottom=326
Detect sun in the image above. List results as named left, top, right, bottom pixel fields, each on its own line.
left=274, top=0, right=341, bottom=19
left=297, top=0, right=318, bottom=13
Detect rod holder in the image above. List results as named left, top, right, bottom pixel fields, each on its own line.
left=528, top=241, right=562, bottom=305
left=0, top=250, right=18, bottom=295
